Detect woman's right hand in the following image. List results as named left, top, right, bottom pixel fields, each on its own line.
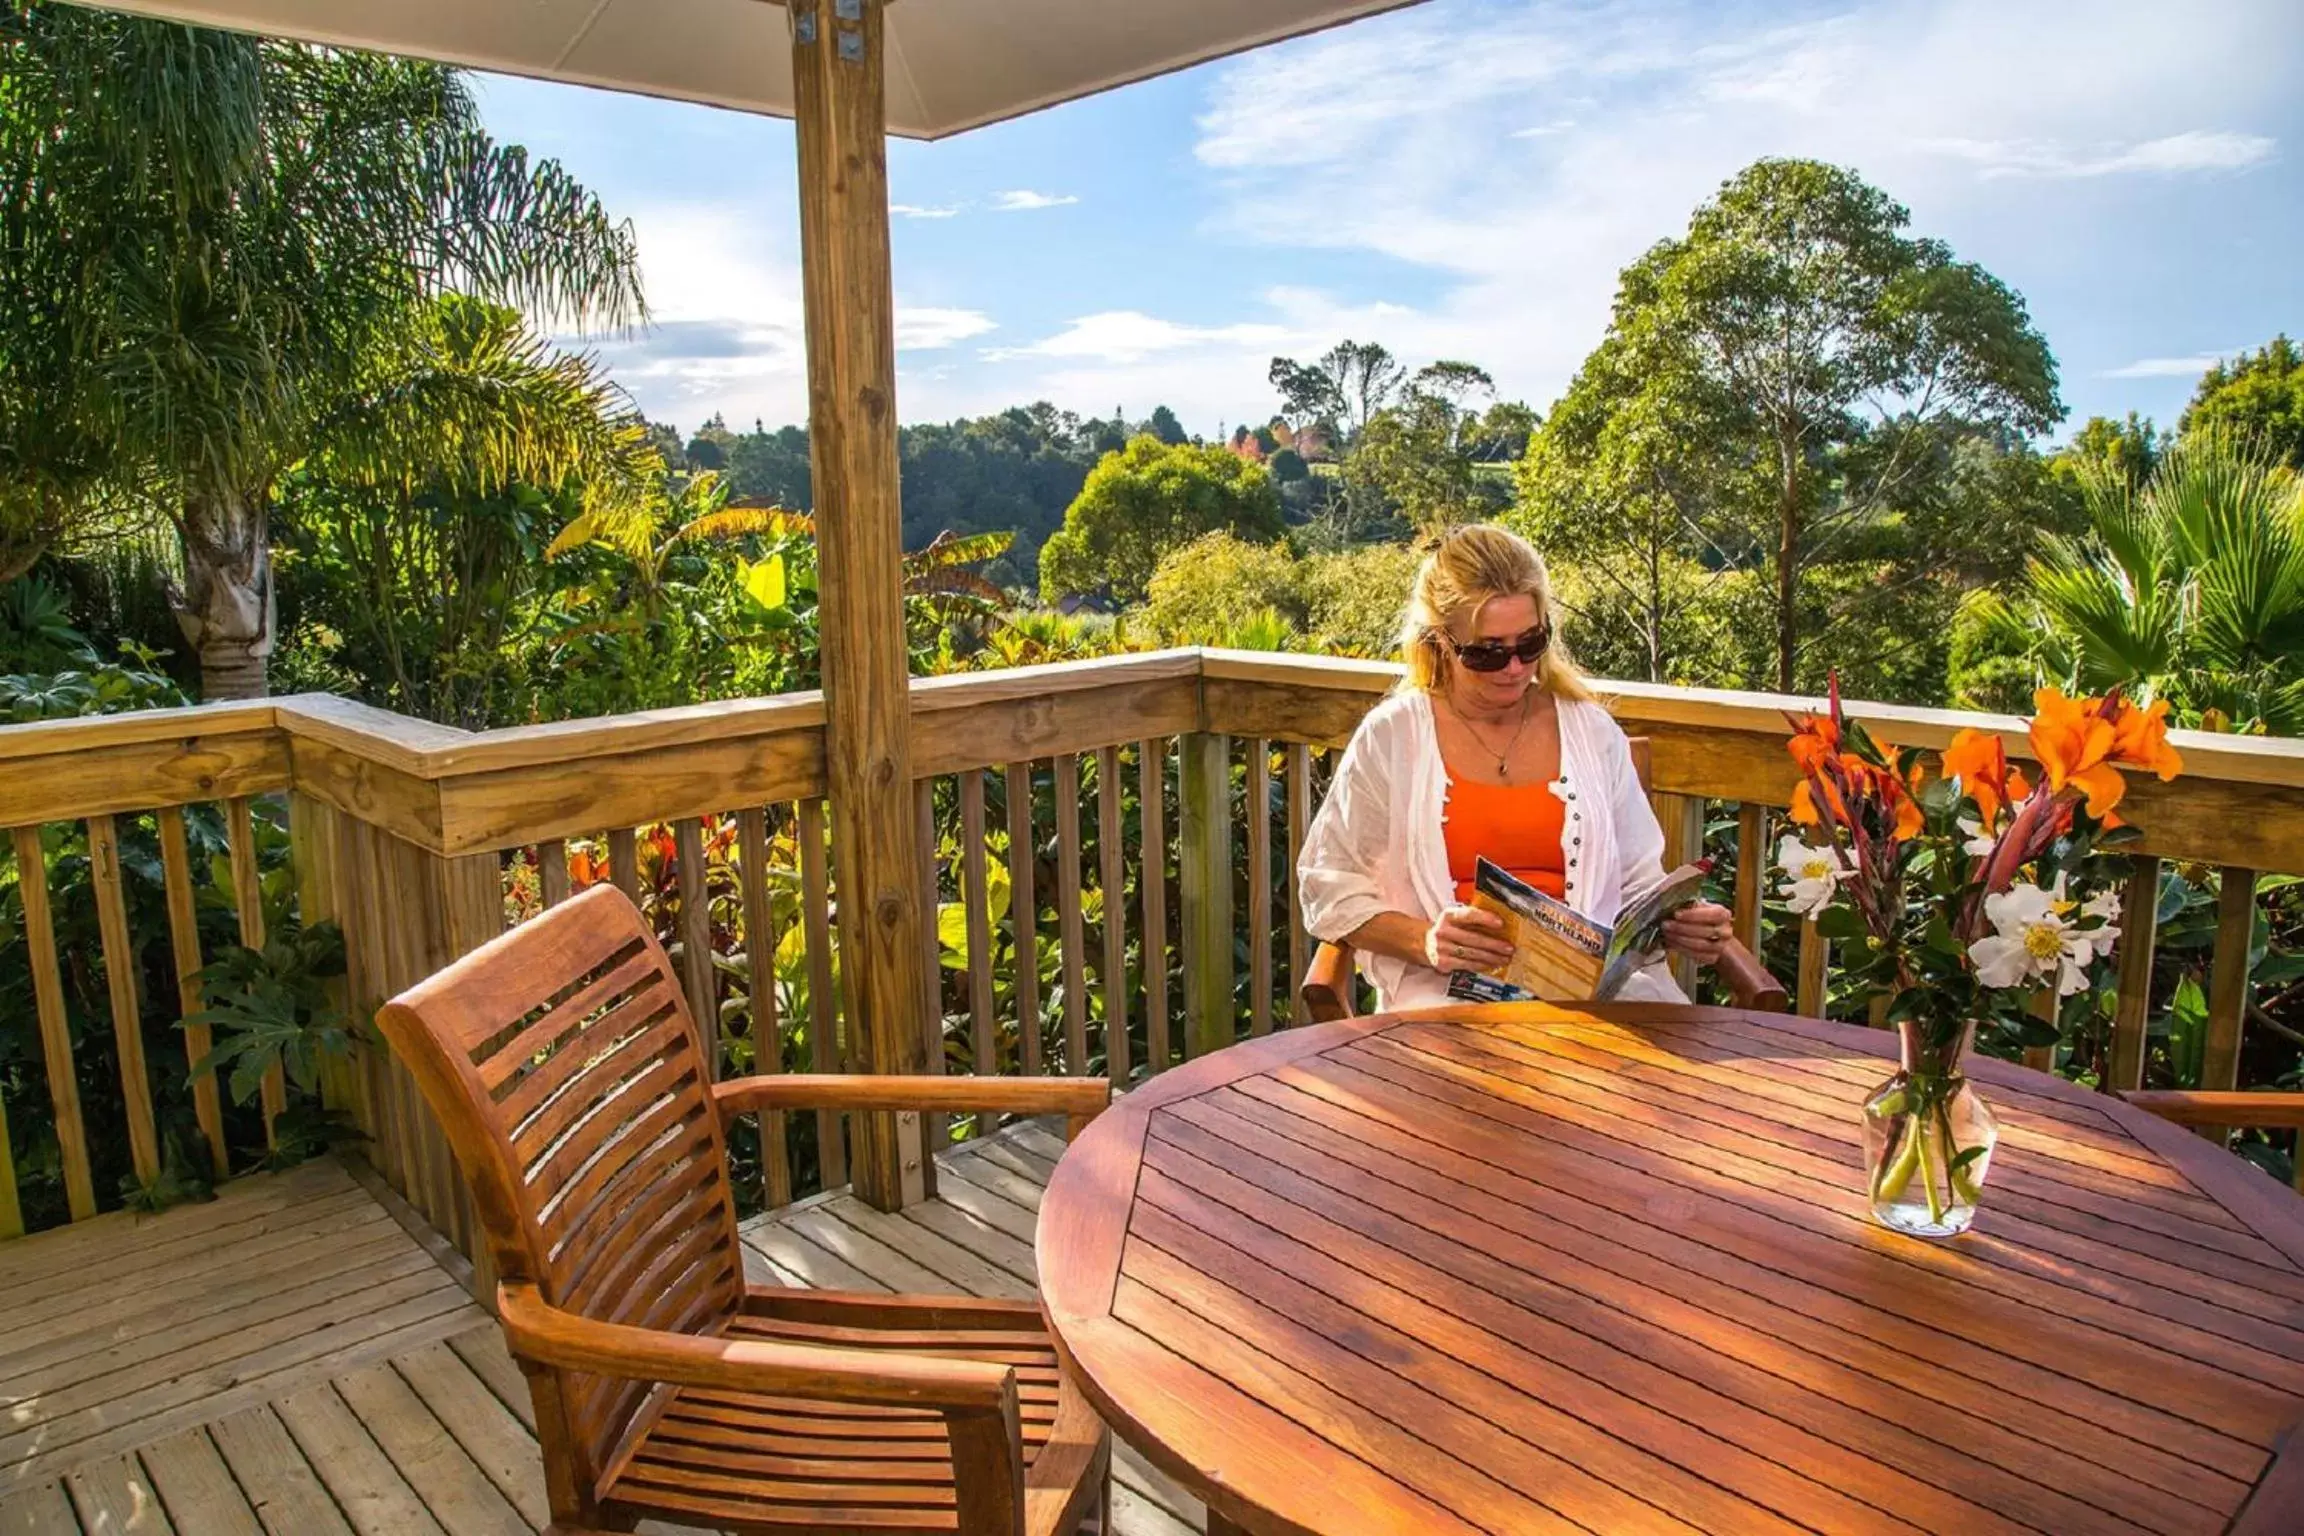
left=1425, top=904, right=1513, bottom=974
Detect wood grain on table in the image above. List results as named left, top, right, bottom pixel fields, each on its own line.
left=1039, top=1004, right=2304, bottom=1536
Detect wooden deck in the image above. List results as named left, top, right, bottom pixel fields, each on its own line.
left=0, top=1124, right=1201, bottom=1535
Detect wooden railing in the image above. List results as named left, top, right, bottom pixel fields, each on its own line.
left=3, top=650, right=2301, bottom=1271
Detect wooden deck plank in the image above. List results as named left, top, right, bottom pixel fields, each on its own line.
left=0, top=1162, right=354, bottom=1290
left=207, top=1408, right=354, bottom=1536
left=0, top=1483, right=78, bottom=1536
left=272, top=1386, right=447, bottom=1536
left=392, top=1343, right=551, bottom=1530
left=135, top=1431, right=262, bottom=1536
left=6, top=1133, right=1190, bottom=1534
left=61, top=1457, right=167, bottom=1536
left=331, top=1364, right=528, bottom=1536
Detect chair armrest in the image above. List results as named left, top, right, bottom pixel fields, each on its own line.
left=500, top=1284, right=1031, bottom=1534
left=1302, top=942, right=1356, bottom=1023
left=2122, top=1090, right=2304, bottom=1130
left=710, top=1074, right=1112, bottom=1140
left=1714, top=940, right=1788, bottom=1014
left=497, top=1282, right=1014, bottom=1411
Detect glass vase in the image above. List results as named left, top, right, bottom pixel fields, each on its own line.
left=1861, top=1019, right=1998, bottom=1238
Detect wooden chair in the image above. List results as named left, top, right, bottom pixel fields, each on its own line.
left=1299, top=735, right=1788, bottom=1022
left=374, top=883, right=1110, bottom=1536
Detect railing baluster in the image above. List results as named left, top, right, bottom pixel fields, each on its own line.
left=1249, top=739, right=1273, bottom=1037
left=1004, top=762, right=1042, bottom=1075
left=960, top=772, right=997, bottom=1079
left=608, top=827, right=641, bottom=907
left=2201, top=866, right=2260, bottom=1140
left=1286, top=742, right=1310, bottom=1027
left=736, top=806, right=791, bottom=1208
left=2107, top=855, right=2162, bottom=1094
left=1796, top=918, right=1828, bottom=1019
left=1054, top=753, right=1088, bottom=1075
left=0, top=1090, right=19, bottom=1239
left=914, top=781, right=943, bottom=1197
left=11, top=825, right=93, bottom=1220
left=797, top=797, right=844, bottom=1188
left=225, top=797, right=286, bottom=1139
left=538, top=837, right=571, bottom=908
left=1655, top=791, right=1705, bottom=997
left=157, top=806, right=230, bottom=1178
left=87, top=813, right=161, bottom=1189
left=673, top=817, right=717, bottom=1076
left=1180, top=733, right=1234, bottom=1059
left=1732, top=803, right=1765, bottom=954
left=1097, top=745, right=1130, bottom=1087
left=1140, top=738, right=1171, bottom=1071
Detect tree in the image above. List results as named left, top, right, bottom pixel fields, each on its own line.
left=1516, top=158, right=2062, bottom=691
left=1146, top=405, right=1189, bottom=446
left=2, top=4, right=642, bottom=697
left=1346, top=362, right=1534, bottom=535
left=1038, top=436, right=1283, bottom=604
left=2182, top=336, right=2304, bottom=469
left=276, top=295, right=648, bottom=726
left=1268, top=341, right=1407, bottom=444
left=1969, top=434, right=2304, bottom=733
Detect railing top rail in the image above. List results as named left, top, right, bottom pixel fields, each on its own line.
left=2, top=650, right=2298, bottom=867
left=1200, top=651, right=2304, bottom=792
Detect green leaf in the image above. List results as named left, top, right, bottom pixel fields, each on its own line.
left=1813, top=904, right=1867, bottom=943
left=741, top=553, right=789, bottom=612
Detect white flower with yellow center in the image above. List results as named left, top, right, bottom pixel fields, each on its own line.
left=1956, top=816, right=1997, bottom=857
left=1774, top=834, right=1853, bottom=919
left=1969, top=881, right=2097, bottom=994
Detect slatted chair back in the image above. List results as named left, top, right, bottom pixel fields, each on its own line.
left=375, top=882, right=745, bottom=1498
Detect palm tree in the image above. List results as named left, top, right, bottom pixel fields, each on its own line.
left=0, top=3, right=643, bottom=697
left=285, top=295, right=652, bottom=726
left=1974, top=434, right=2304, bottom=733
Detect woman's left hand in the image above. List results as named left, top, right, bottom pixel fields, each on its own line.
left=1663, top=901, right=1735, bottom=964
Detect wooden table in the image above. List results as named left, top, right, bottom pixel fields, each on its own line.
left=1036, top=1004, right=2304, bottom=1536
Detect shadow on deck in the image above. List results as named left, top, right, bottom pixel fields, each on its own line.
left=0, top=1123, right=1199, bottom=1535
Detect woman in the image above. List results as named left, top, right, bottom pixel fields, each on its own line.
left=1297, top=524, right=1734, bottom=1010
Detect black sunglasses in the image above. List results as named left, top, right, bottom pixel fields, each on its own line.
left=1448, top=624, right=1552, bottom=673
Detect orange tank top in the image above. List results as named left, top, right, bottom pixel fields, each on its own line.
left=1443, top=775, right=1566, bottom=904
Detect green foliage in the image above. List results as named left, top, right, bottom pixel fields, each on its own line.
left=1139, top=533, right=1417, bottom=657
left=1983, top=433, right=2304, bottom=732
left=0, top=1, right=643, bottom=695
left=1040, top=436, right=1284, bottom=604
left=1513, top=157, right=2062, bottom=694
left=1346, top=362, right=1534, bottom=535
left=187, top=920, right=352, bottom=1108
left=2182, top=336, right=2304, bottom=469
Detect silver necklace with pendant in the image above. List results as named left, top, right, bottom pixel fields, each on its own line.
left=1455, top=690, right=1533, bottom=780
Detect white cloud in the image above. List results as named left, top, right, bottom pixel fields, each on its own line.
left=899, top=308, right=998, bottom=350
left=2104, top=352, right=2234, bottom=379
left=574, top=205, right=993, bottom=429
left=891, top=203, right=961, bottom=219
left=991, top=189, right=1079, bottom=212
left=1922, top=130, right=2276, bottom=179
left=985, top=310, right=1289, bottom=364
left=1164, top=0, right=2294, bottom=424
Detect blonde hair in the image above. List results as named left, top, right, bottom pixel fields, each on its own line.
left=1397, top=525, right=1594, bottom=702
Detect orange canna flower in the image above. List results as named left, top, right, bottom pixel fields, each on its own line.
left=2028, top=687, right=2128, bottom=818
left=1940, top=729, right=2031, bottom=826
left=1787, top=712, right=1840, bottom=774
left=2107, top=694, right=2184, bottom=781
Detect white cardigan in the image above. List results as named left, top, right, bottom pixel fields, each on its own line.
left=1297, top=688, right=1687, bottom=1011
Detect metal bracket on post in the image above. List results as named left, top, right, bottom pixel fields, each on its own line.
left=792, top=3, right=817, bottom=45
left=835, top=0, right=865, bottom=60
left=896, top=1110, right=926, bottom=1205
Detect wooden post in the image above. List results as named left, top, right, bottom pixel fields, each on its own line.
left=1180, top=733, right=1234, bottom=1059
left=2107, top=855, right=2162, bottom=1094
left=1655, top=792, right=1705, bottom=998
left=2201, top=866, right=2259, bottom=1141
left=791, top=0, right=926, bottom=1210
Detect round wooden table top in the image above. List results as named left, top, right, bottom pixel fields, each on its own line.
left=1036, top=1003, right=2304, bottom=1536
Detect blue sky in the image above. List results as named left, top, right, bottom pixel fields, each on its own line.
left=473, top=0, right=2301, bottom=446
